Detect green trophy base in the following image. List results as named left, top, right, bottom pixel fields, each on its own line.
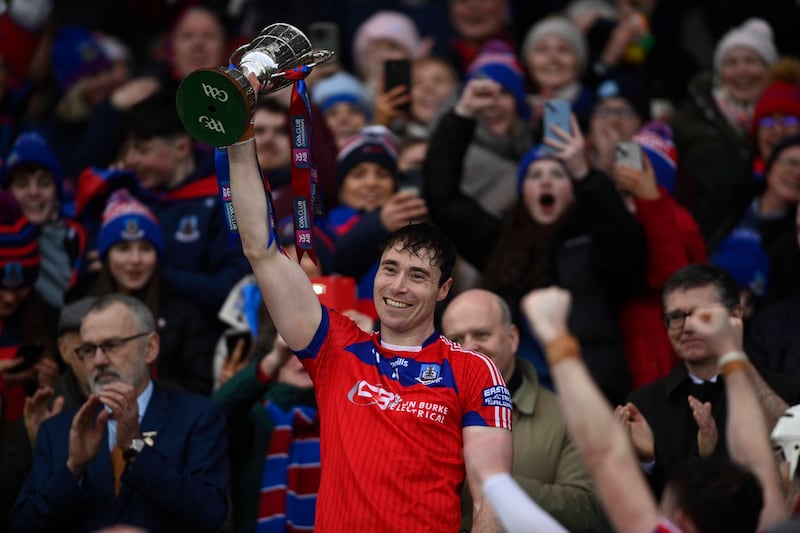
left=176, top=67, right=255, bottom=146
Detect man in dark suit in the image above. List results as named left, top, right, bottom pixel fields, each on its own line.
left=10, top=294, right=229, bottom=533
left=617, top=263, right=800, bottom=498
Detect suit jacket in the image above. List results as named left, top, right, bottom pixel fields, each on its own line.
left=628, top=363, right=800, bottom=498
left=10, top=383, right=229, bottom=533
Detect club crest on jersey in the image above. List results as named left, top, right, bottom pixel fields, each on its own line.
left=175, top=215, right=200, bottom=242
left=416, top=363, right=442, bottom=385
left=2, top=262, right=24, bottom=289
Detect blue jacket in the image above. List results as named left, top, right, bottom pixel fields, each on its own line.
left=143, top=153, right=251, bottom=316
left=10, top=383, right=230, bottom=533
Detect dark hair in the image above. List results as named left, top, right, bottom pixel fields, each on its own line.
left=92, top=259, right=161, bottom=323
left=126, top=91, right=189, bottom=141
left=256, top=96, right=289, bottom=116
left=662, top=263, right=740, bottom=311
left=664, top=457, right=762, bottom=533
left=379, top=223, right=456, bottom=286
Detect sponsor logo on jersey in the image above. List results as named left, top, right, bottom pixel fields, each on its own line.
left=482, top=385, right=512, bottom=409
left=348, top=380, right=402, bottom=410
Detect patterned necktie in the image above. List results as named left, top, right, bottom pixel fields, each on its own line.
left=111, top=446, right=125, bottom=497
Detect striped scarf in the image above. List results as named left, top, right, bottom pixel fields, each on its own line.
left=257, top=402, right=320, bottom=533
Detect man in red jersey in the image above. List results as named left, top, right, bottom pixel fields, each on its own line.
left=223, top=73, right=516, bottom=531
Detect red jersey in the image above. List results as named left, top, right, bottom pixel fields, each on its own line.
left=295, top=306, right=512, bottom=532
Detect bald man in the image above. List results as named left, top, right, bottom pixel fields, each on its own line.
left=442, top=289, right=599, bottom=532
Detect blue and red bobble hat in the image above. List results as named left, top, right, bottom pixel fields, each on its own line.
left=97, top=189, right=164, bottom=258
left=466, top=40, right=530, bottom=120
left=52, top=25, right=111, bottom=93
left=633, top=121, right=678, bottom=195
left=335, top=125, right=400, bottom=187
left=0, top=192, right=40, bottom=290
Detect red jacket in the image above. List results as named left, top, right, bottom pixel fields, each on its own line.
left=621, top=188, right=707, bottom=390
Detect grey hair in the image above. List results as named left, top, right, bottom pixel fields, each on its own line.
left=83, top=293, right=156, bottom=333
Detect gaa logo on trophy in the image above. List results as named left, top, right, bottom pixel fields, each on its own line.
left=175, top=23, right=334, bottom=146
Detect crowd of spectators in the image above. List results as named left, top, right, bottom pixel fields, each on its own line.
left=2, top=0, right=800, bottom=531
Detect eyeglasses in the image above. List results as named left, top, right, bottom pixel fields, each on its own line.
left=663, top=305, right=725, bottom=330
left=75, top=332, right=151, bottom=361
left=758, top=115, right=800, bottom=130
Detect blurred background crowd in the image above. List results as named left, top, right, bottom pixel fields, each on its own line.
left=1, top=0, right=800, bottom=531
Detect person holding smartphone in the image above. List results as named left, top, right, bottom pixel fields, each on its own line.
left=425, top=106, right=645, bottom=404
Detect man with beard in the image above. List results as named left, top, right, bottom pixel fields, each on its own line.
left=10, top=294, right=229, bottom=533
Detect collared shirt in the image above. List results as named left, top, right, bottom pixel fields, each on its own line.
left=106, top=380, right=153, bottom=451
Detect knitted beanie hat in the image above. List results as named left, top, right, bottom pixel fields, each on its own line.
left=335, top=125, right=399, bottom=187
left=2, top=132, right=64, bottom=192
left=311, top=71, right=371, bottom=116
left=595, top=74, right=651, bottom=122
left=710, top=228, right=769, bottom=298
left=97, top=189, right=164, bottom=257
left=467, top=40, right=530, bottom=120
left=516, top=144, right=564, bottom=193
left=522, top=16, right=588, bottom=72
left=0, top=192, right=40, bottom=289
left=750, top=81, right=800, bottom=136
left=633, top=121, right=678, bottom=195
left=713, top=18, right=777, bottom=73
left=52, top=25, right=111, bottom=92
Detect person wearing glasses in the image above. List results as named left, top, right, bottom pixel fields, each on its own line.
left=10, top=293, right=229, bottom=533
left=615, top=263, right=800, bottom=500
left=70, top=188, right=218, bottom=395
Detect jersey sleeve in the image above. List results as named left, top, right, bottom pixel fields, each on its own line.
left=293, top=304, right=368, bottom=383
left=458, top=349, right=513, bottom=431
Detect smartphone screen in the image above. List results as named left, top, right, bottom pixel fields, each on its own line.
left=225, top=332, right=252, bottom=359
left=615, top=141, right=644, bottom=171
left=308, top=22, right=340, bottom=54
left=383, top=59, right=412, bottom=113
left=15, top=343, right=44, bottom=372
left=543, top=99, right=572, bottom=149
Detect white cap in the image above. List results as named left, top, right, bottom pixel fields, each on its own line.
left=771, top=403, right=800, bottom=479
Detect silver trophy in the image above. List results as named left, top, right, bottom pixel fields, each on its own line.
left=176, top=23, right=335, bottom=146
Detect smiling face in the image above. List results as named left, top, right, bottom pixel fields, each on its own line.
left=664, top=285, right=728, bottom=366
left=324, top=102, right=369, bottom=148
left=124, top=136, right=185, bottom=190
left=7, top=168, right=59, bottom=226
left=526, top=35, right=579, bottom=93
left=107, top=240, right=157, bottom=294
left=718, top=47, right=768, bottom=104
left=374, top=244, right=452, bottom=344
left=412, top=59, right=459, bottom=126
left=338, top=162, right=395, bottom=211
left=757, top=114, right=800, bottom=161
left=441, top=290, right=518, bottom=382
left=521, top=159, right=575, bottom=224
left=765, top=145, right=800, bottom=207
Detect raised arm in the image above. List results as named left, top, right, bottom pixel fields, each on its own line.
left=688, top=308, right=788, bottom=529
left=226, top=114, right=321, bottom=351
left=521, top=287, right=661, bottom=533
